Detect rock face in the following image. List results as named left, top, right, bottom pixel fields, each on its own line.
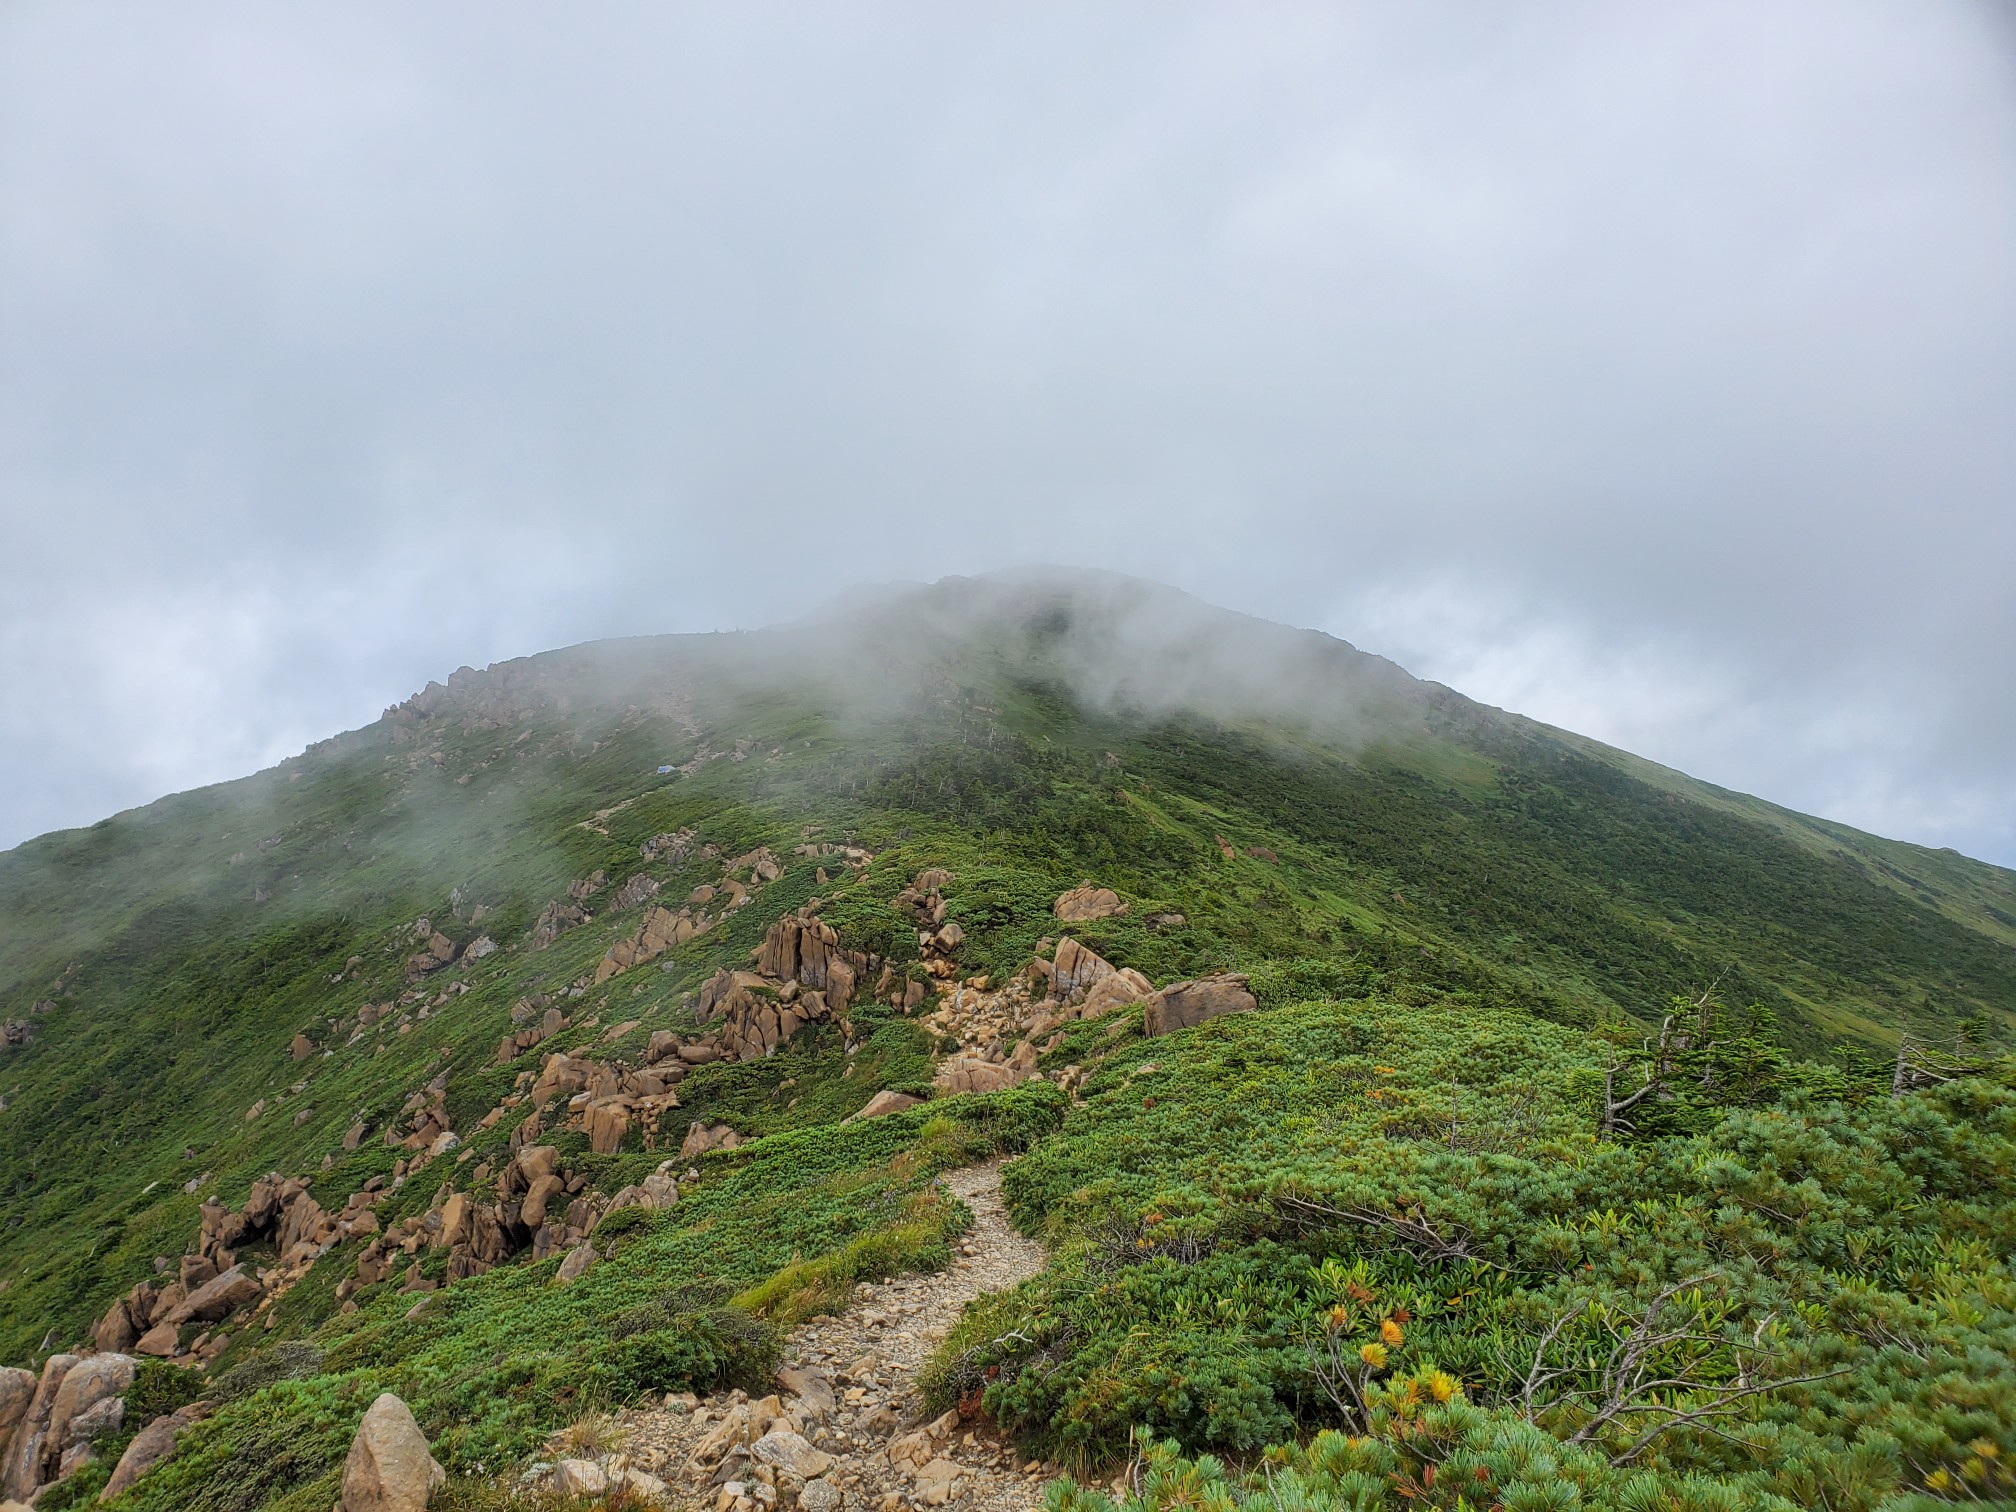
left=0, top=1370, right=36, bottom=1446
left=339, top=1393, right=445, bottom=1512
left=1142, top=974, right=1258, bottom=1035
left=1054, top=884, right=1127, bottom=921
left=1, top=1353, right=76, bottom=1500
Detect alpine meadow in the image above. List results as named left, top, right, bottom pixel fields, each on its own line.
left=1, top=571, right=2011, bottom=1512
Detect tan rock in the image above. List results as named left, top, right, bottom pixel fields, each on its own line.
left=933, top=1055, right=1027, bottom=1095
left=750, top=1429, right=833, bottom=1478
left=50, top=1354, right=134, bottom=1451
left=290, top=1033, right=314, bottom=1060
left=338, top=1393, right=444, bottom=1512
left=1077, top=968, right=1153, bottom=1018
left=164, top=1265, right=261, bottom=1326
left=1142, top=974, right=1257, bottom=1036
left=1048, top=937, right=1116, bottom=1001
left=915, top=1457, right=963, bottom=1505
left=547, top=1459, right=607, bottom=1496
left=99, top=1403, right=208, bottom=1501
left=135, top=1323, right=179, bottom=1358
left=0, top=1353, right=75, bottom=1500
left=846, top=1090, right=922, bottom=1121
left=0, top=1369, right=34, bottom=1444
left=1054, top=884, right=1127, bottom=921
left=554, top=1243, right=595, bottom=1284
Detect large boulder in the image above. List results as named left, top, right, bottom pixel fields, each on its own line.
left=679, top=1121, right=742, bottom=1158
left=933, top=1056, right=1027, bottom=1095
left=1054, top=885, right=1127, bottom=922
left=99, top=1403, right=209, bottom=1501
left=1044, top=937, right=1116, bottom=1001
left=846, top=1090, right=922, bottom=1121
left=1, top=1353, right=75, bottom=1500
left=0, top=1370, right=36, bottom=1446
left=338, top=1393, right=444, bottom=1512
left=50, top=1354, right=134, bottom=1455
left=1143, top=974, right=1257, bottom=1036
left=1077, top=967, right=1154, bottom=1019
left=163, top=1265, right=262, bottom=1326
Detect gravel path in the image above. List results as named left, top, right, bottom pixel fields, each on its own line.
left=609, top=1161, right=1053, bottom=1511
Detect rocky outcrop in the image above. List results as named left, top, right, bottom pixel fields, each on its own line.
left=611, top=872, right=661, bottom=910
left=593, top=903, right=711, bottom=984
left=1142, top=974, right=1257, bottom=1035
left=402, top=931, right=459, bottom=980
left=1054, top=884, right=1126, bottom=922
left=639, top=829, right=695, bottom=864
left=338, top=1393, right=444, bottom=1512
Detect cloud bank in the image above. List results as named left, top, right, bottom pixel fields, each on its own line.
left=2, top=1, right=2011, bottom=862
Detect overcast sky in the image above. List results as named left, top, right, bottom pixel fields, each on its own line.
left=3, top=2, right=2013, bottom=866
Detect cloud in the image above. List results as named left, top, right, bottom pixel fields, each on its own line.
left=1, top=0, right=2011, bottom=863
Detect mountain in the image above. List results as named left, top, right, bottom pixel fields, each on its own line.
left=0, top=569, right=2010, bottom=1512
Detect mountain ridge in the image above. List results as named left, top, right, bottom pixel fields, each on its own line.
left=0, top=569, right=2011, bottom=1510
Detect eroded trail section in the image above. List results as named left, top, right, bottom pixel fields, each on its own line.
left=614, top=1161, right=1050, bottom=1511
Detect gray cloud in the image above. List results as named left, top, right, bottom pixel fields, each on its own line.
left=2, top=1, right=2011, bottom=862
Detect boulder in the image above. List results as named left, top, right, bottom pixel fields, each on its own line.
left=338, top=1393, right=444, bottom=1512
left=164, top=1265, right=261, bottom=1326
left=583, top=1100, right=630, bottom=1156
left=135, top=1323, right=179, bottom=1358
left=554, top=1243, right=595, bottom=1284
left=846, top=1090, right=921, bottom=1121
left=100, top=1403, right=208, bottom=1501
left=1054, top=885, right=1127, bottom=922
left=679, top=1121, right=742, bottom=1159
left=1047, top=938, right=1115, bottom=1001
left=1077, top=967, right=1154, bottom=1019
left=92, top=1299, right=138, bottom=1355
left=799, top=1477, right=843, bottom=1512
left=62, top=1396, right=123, bottom=1446
left=0, top=1370, right=34, bottom=1445
left=933, top=1056, right=1027, bottom=1095
left=50, top=1354, right=134, bottom=1452
left=0, top=1353, right=75, bottom=1500
left=1142, top=974, right=1257, bottom=1036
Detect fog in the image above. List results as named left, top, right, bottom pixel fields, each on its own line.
left=2, top=2, right=2012, bottom=863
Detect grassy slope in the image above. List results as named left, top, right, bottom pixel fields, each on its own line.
left=0, top=573, right=2010, bottom=1508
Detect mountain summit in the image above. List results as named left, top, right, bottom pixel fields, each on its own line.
left=0, top=571, right=2011, bottom=1510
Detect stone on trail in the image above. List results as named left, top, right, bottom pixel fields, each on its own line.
left=915, top=1457, right=964, bottom=1505
left=750, top=1428, right=834, bottom=1479
left=338, top=1392, right=445, bottom=1512
left=546, top=1458, right=608, bottom=1496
